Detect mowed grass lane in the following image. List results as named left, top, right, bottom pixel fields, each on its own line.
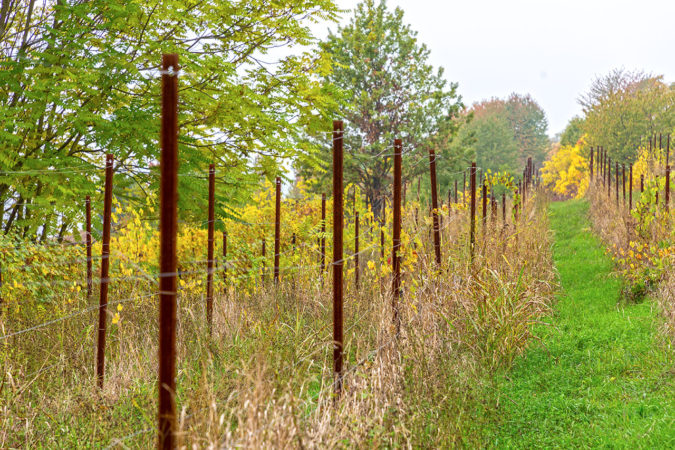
left=487, top=199, right=675, bottom=448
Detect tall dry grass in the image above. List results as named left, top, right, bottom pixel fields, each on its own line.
left=0, top=192, right=555, bottom=447
left=587, top=181, right=674, bottom=339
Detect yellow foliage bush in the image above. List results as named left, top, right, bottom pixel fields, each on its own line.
left=541, top=139, right=589, bottom=199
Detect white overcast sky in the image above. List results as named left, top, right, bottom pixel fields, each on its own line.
left=310, top=0, right=675, bottom=137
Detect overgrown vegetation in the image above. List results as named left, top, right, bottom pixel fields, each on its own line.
left=0, top=187, right=555, bottom=447
left=586, top=163, right=674, bottom=339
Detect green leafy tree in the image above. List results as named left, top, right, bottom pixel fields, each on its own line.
left=580, top=69, right=675, bottom=163
left=560, top=116, right=585, bottom=146
left=452, top=94, right=549, bottom=178
left=0, top=0, right=339, bottom=238
left=504, top=93, right=549, bottom=166
left=298, top=0, right=464, bottom=217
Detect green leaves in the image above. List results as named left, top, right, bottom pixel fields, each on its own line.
left=0, top=0, right=339, bottom=238
left=299, top=0, right=463, bottom=215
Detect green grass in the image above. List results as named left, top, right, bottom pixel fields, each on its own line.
left=487, top=199, right=675, bottom=448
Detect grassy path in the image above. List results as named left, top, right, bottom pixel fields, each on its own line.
left=488, top=199, right=675, bottom=448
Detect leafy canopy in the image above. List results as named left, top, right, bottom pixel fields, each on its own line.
left=298, top=0, right=464, bottom=216
left=0, top=0, right=339, bottom=239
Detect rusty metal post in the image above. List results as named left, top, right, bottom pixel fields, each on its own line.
left=96, top=153, right=114, bottom=389
left=502, top=192, right=506, bottom=224
left=454, top=179, right=458, bottom=203
left=354, top=211, right=359, bottom=289
left=206, top=164, right=215, bottom=333
left=622, top=164, right=626, bottom=206
left=157, top=63, right=180, bottom=444
left=428, top=149, right=441, bottom=268
left=157, top=54, right=178, bottom=450
left=274, top=176, right=281, bottom=284
left=261, top=240, right=266, bottom=284
left=629, top=165, right=633, bottom=210
left=392, top=139, right=402, bottom=334
left=667, top=134, right=670, bottom=168
left=321, top=193, right=326, bottom=273
left=666, top=165, right=671, bottom=212
left=85, top=196, right=92, bottom=298
left=615, top=161, right=619, bottom=207
left=469, top=162, right=477, bottom=259
left=640, top=174, right=644, bottom=193
left=590, top=147, right=594, bottom=180
left=332, top=120, right=344, bottom=395
left=222, top=232, right=227, bottom=290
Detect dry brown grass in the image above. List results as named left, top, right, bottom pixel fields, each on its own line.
left=586, top=182, right=675, bottom=338
left=0, top=193, right=556, bottom=448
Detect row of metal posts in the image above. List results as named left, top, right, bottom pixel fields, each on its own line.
left=591, top=145, right=671, bottom=212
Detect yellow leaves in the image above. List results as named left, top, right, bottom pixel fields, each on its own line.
left=541, top=140, right=589, bottom=199
left=367, top=260, right=376, bottom=271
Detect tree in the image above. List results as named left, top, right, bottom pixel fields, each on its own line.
left=560, top=116, right=584, bottom=147
left=580, top=69, right=675, bottom=163
left=298, top=0, right=464, bottom=217
left=0, top=0, right=339, bottom=238
left=453, top=94, right=549, bottom=176
left=504, top=93, right=549, bottom=167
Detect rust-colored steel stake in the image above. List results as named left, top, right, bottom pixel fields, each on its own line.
left=85, top=196, right=92, bottom=298
left=666, top=165, right=671, bottom=212
left=321, top=193, right=326, bottom=273
left=222, top=232, right=227, bottom=291
left=392, top=139, right=402, bottom=334
left=667, top=135, right=670, bottom=168
left=641, top=174, right=644, bottom=193
left=428, top=149, right=441, bottom=268
left=332, top=120, right=344, bottom=396
left=206, top=163, right=215, bottom=333
left=274, top=176, right=281, bottom=284
left=502, top=192, right=506, bottom=224
left=590, top=147, right=594, bottom=180
left=629, top=165, right=633, bottom=211
left=454, top=179, right=458, bottom=203
left=355, top=211, right=359, bottom=289
left=96, top=153, right=114, bottom=389
left=469, top=162, right=477, bottom=260
left=261, top=240, right=266, bottom=284
left=622, top=164, right=626, bottom=206
left=158, top=54, right=179, bottom=450
left=615, top=162, right=619, bottom=207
